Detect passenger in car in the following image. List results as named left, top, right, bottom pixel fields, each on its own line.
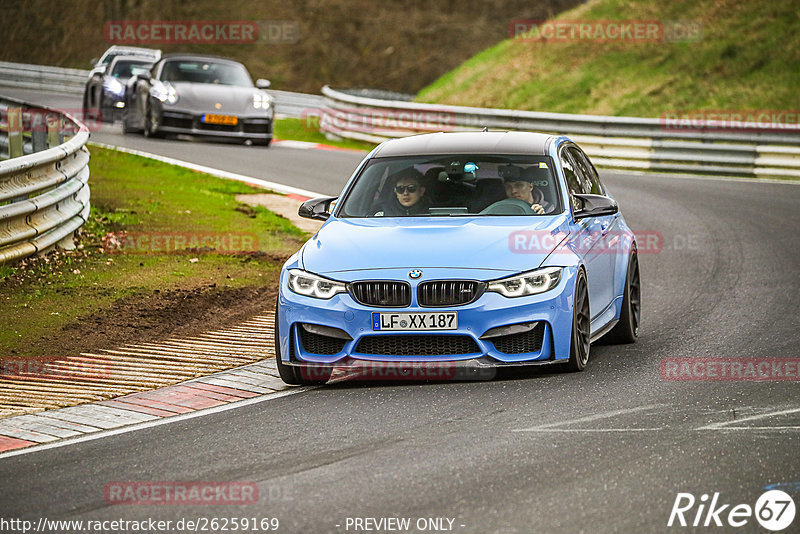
left=374, top=170, right=431, bottom=216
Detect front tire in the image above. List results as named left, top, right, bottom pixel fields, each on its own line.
left=144, top=106, right=162, bottom=138
left=274, top=305, right=302, bottom=385
left=82, top=88, right=100, bottom=125
left=274, top=299, right=332, bottom=385
left=99, top=98, right=114, bottom=123
left=604, top=249, right=641, bottom=344
left=121, top=110, right=138, bottom=134
left=565, top=269, right=591, bottom=372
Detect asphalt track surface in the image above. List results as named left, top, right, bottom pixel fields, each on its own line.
left=1, top=87, right=799, bottom=533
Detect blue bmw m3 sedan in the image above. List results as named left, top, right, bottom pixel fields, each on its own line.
left=275, top=131, right=640, bottom=385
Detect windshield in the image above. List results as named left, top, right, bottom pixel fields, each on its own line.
left=110, top=60, right=152, bottom=79
left=159, top=60, right=253, bottom=86
left=337, top=154, right=562, bottom=217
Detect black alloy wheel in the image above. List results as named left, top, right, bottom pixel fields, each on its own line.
left=566, top=269, right=591, bottom=372
left=605, top=249, right=641, bottom=344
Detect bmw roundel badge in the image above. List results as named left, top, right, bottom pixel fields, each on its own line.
left=409, top=269, right=423, bottom=279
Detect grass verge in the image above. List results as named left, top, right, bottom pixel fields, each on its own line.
left=274, top=117, right=377, bottom=152
left=1, top=146, right=307, bottom=357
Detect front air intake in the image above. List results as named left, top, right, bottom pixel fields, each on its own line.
left=349, top=281, right=411, bottom=307
left=354, top=335, right=480, bottom=356
left=417, top=280, right=484, bottom=307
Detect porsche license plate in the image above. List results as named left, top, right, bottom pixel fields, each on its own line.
left=202, top=114, right=238, bottom=125
left=372, top=312, right=457, bottom=331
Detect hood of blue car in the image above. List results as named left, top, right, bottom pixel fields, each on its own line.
left=301, top=216, right=570, bottom=277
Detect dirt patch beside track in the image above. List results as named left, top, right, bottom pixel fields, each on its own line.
left=22, top=282, right=276, bottom=359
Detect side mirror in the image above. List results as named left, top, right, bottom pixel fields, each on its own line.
left=255, top=78, right=271, bottom=89
left=136, top=72, right=151, bottom=82
left=299, top=196, right=337, bottom=221
left=573, top=194, right=618, bottom=219
left=90, top=57, right=99, bottom=66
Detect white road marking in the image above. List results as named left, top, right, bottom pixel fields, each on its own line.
left=517, top=428, right=665, bottom=433
left=696, top=406, right=800, bottom=430
left=274, top=140, right=321, bottom=150
left=512, top=405, right=662, bottom=432
left=697, top=427, right=800, bottom=431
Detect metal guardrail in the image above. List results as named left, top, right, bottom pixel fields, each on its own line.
left=266, top=89, right=324, bottom=119
left=319, top=86, right=800, bottom=178
left=0, top=61, right=88, bottom=93
left=0, top=61, right=323, bottom=118
left=0, top=96, right=91, bottom=264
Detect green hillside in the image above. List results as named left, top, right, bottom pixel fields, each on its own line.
left=417, top=0, right=800, bottom=117
left=0, top=0, right=579, bottom=95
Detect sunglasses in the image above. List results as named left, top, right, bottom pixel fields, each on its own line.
left=394, top=185, right=419, bottom=194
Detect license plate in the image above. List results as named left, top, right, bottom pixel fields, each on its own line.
left=202, top=114, right=238, bottom=125
left=372, top=312, right=457, bottom=331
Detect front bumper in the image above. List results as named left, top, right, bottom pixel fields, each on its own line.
left=277, top=267, right=578, bottom=368
left=157, top=106, right=273, bottom=140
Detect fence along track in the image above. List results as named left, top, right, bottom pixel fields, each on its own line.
left=0, top=96, right=90, bottom=263
left=319, top=86, right=800, bottom=179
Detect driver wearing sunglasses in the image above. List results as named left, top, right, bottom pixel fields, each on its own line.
left=374, top=170, right=430, bottom=216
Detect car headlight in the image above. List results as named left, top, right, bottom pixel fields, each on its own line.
left=151, top=82, right=178, bottom=104
left=252, top=91, right=272, bottom=110
left=103, top=77, right=125, bottom=96
left=487, top=267, right=562, bottom=298
left=288, top=269, right=347, bottom=299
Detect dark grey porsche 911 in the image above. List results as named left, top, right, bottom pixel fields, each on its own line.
left=123, top=54, right=274, bottom=146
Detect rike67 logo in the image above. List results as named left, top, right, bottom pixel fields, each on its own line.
left=668, top=490, right=795, bottom=531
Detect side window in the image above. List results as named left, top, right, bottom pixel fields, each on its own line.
left=568, top=147, right=604, bottom=195
left=559, top=147, right=583, bottom=212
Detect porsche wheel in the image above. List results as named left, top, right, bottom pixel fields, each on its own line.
left=121, top=110, right=138, bottom=134
left=144, top=106, right=162, bottom=138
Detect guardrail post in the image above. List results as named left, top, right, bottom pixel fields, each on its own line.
left=58, top=117, right=66, bottom=145
left=56, top=234, right=77, bottom=251
left=47, top=120, right=59, bottom=148
left=8, top=106, right=23, bottom=158
left=31, top=128, right=47, bottom=153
